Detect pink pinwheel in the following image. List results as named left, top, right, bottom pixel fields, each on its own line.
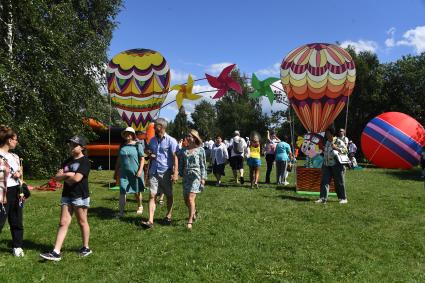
left=205, top=64, right=242, bottom=99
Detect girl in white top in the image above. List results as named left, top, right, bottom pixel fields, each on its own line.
left=211, top=135, right=229, bottom=186
left=0, top=125, right=25, bottom=257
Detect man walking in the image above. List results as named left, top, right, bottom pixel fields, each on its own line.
left=141, top=118, right=179, bottom=228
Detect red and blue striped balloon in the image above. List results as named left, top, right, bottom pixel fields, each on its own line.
left=361, top=112, right=425, bottom=169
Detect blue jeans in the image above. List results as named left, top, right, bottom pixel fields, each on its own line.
left=320, top=164, right=346, bottom=200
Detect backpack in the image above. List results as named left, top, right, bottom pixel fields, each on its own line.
left=233, top=138, right=244, bottom=154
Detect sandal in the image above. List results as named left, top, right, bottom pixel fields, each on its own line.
left=163, top=216, right=172, bottom=225
left=141, top=221, right=153, bottom=229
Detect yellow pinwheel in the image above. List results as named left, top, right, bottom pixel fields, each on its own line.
left=170, top=75, right=202, bottom=108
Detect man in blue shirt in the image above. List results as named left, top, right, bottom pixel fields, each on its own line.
left=141, top=118, right=178, bottom=228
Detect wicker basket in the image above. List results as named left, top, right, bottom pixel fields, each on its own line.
left=296, top=167, right=335, bottom=192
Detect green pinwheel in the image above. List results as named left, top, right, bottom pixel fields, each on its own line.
left=249, top=73, right=280, bottom=105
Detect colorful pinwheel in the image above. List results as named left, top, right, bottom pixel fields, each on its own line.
left=205, top=64, right=242, bottom=99
left=249, top=73, right=280, bottom=104
left=170, top=75, right=202, bottom=108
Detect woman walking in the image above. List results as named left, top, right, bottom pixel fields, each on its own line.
left=264, top=130, right=280, bottom=183
left=179, top=129, right=207, bottom=229
left=114, top=127, right=145, bottom=217
left=247, top=132, right=261, bottom=189
left=0, top=125, right=26, bottom=257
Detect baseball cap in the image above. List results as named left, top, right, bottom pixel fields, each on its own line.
left=68, top=135, right=87, bottom=147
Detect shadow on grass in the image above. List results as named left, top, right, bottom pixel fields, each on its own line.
left=275, top=185, right=296, bottom=192
left=0, top=239, right=51, bottom=253
left=383, top=169, right=424, bottom=181
left=278, top=194, right=311, bottom=202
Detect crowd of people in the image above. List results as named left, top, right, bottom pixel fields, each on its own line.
left=0, top=120, right=404, bottom=262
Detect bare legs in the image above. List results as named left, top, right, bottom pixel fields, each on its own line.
left=184, top=192, right=197, bottom=229
left=54, top=205, right=89, bottom=253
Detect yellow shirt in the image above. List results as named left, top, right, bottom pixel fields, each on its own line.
left=249, top=145, right=261, bottom=159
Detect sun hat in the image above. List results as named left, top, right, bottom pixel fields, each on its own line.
left=121, top=127, right=136, bottom=139
left=68, top=136, right=87, bottom=147
left=188, top=129, right=203, bottom=146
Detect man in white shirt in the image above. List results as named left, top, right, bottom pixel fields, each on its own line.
left=229, top=130, right=247, bottom=184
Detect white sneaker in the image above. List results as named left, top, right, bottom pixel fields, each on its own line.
left=13, top=247, right=24, bottom=257
left=315, top=199, right=326, bottom=204
left=283, top=181, right=290, bottom=186
left=339, top=199, right=348, bottom=204
left=136, top=206, right=143, bottom=214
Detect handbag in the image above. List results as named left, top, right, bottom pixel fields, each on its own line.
left=334, top=151, right=350, bottom=165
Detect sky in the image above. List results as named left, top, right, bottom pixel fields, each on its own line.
left=107, top=0, right=425, bottom=122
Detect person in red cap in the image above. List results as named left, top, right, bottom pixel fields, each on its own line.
left=40, top=135, right=92, bottom=261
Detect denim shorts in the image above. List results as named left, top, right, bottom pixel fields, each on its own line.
left=60, top=197, right=90, bottom=207
left=247, top=157, right=261, bottom=168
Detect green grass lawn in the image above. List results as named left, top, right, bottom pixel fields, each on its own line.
left=1, top=160, right=424, bottom=282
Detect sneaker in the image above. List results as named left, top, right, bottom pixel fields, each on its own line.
left=215, top=181, right=221, bottom=187
left=79, top=247, right=93, bottom=257
left=240, top=177, right=245, bottom=184
left=13, top=247, right=24, bottom=257
left=40, top=250, right=61, bottom=261
left=315, top=198, right=326, bottom=204
left=283, top=181, right=290, bottom=186
left=115, top=212, right=124, bottom=219
left=136, top=206, right=143, bottom=214
left=339, top=199, right=348, bottom=204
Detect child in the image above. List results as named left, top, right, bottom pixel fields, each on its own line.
left=178, top=129, right=207, bottom=229
left=40, top=136, right=91, bottom=261
left=247, top=132, right=261, bottom=189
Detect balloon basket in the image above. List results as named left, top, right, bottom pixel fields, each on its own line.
left=295, top=167, right=336, bottom=196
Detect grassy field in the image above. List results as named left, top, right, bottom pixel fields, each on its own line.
left=1, top=160, right=424, bottom=283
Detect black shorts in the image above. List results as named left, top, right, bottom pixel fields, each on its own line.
left=230, top=155, right=244, bottom=170
left=212, top=162, right=226, bottom=175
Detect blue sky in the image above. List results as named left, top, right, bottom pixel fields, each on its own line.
left=108, top=0, right=425, bottom=121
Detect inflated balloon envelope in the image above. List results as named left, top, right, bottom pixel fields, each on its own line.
left=280, top=43, right=356, bottom=133
left=106, top=49, right=170, bottom=132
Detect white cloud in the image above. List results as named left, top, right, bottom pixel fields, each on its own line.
left=170, top=69, right=193, bottom=84
left=205, top=62, right=234, bottom=75
left=256, top=62, right=281, bottom=76
left=385, top=27, right=396, bottom=48
left=395, top=26, right=425, bottom=54
left=340, top=40, right=378, bottom=53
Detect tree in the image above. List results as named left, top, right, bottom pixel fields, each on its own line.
left=191, top=101, right=217, bottom=140
left=0, top=0, right=122, bottom=176
left=215, top=70, right=270, bottom=140
left=333, top=49, right=385, bottom=149
left=169, top=106, right=191, bottom=140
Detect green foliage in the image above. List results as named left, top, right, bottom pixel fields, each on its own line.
left=215, top=70, right=270, bottom=140
left=2, top=166, right=424, bottom=282
left=169, top=106, right=191, bottom=140
left=0, top=0, right=122, bottom=177
left=191, top=100, right=217, bottom=140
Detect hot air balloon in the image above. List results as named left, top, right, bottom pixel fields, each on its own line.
left=280, top=43, right=356, bottom=194
left=106, top=49, right=170, bottom=132
left=280, top=43, right=356, bottom=133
